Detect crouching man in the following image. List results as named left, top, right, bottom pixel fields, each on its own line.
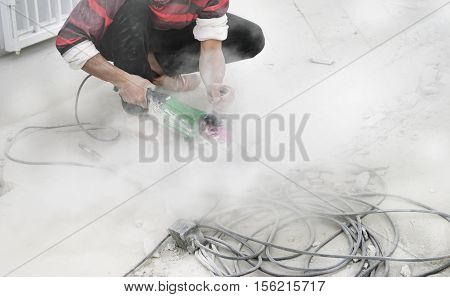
left=56, top=0, right=265, bottom=114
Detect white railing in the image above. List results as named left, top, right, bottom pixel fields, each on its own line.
left=0, top=0, right=79, bottom=54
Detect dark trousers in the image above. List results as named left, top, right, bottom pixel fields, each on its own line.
left=97, top=0, right=265, bottom=82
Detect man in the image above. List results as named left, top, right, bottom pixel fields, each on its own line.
left=56, top=0, right=265, bottom=114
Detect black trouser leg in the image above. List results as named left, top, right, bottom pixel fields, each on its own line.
left=223, top=14, right=266, bottom=63
left=99, top=0, right=156, bottom=81
left=154, top=13, right=265, bottom=76
left=98, top=0, right=157, bottom=114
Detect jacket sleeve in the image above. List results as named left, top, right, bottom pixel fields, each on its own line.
left=56, top=0, right=116, bottom=69
left=193, top=0, right=230, bottom=42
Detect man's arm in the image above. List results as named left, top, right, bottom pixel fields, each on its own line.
left=56, top=0, right=152, bottom=107
left=199, top=40, right=226, bottom=101
left=82, top=54, right=152, bottom=108
left=194, top=0, right=230, bottom=104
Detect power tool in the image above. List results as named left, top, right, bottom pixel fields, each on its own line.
left=144, top=88, right=227, bottom=142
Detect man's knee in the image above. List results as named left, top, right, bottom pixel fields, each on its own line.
left=226, top=14, right=265, bottom=60
left=249, top=25, right=265, bottom=58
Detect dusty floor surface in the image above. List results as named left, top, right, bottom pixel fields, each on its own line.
left=0, top=0, right=449, bottom=276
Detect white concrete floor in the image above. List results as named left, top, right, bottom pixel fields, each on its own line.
left=0, top=0, right=449, bottom=276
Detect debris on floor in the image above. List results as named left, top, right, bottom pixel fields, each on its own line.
left=400, top=265, right=412, bottom=277
left=309, top=57, right=335, bottom=66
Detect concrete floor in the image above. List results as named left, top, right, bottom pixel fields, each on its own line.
left=0, top=0, right=449, bottom=276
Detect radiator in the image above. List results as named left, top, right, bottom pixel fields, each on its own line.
left=0, top=0, right=79, bottom=54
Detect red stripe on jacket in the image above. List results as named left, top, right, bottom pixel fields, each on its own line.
left=88, top=0, right=113, bottom=26
left=149, top=5, right=197, bottom=24
left=202, top=0, right=228, bottom=12
left=56, top=36, right=82, bottom=47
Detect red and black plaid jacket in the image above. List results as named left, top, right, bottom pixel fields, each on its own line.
left=56, top=0, right=229, bottom=55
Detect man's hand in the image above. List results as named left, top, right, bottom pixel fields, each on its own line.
left=207, top=83, right=235, bottom=112
left=82, top=54, right=153, bottom=108
left=116, top=73, right=153, bottom=108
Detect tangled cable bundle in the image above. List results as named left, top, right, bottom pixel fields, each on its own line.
left=193, top=164, right=450, bottom=277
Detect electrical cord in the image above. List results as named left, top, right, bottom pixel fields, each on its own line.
left=196, top=201, right=449, bottom=275
left=123, top=234, right=171, bottom=277
left=75, top=75, right=120, bottom=142
left=4, top=75, right=120, bottom=169
left=190, top=165, right=450, bottom=277
left=4, top=124, right=111, bottom=170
